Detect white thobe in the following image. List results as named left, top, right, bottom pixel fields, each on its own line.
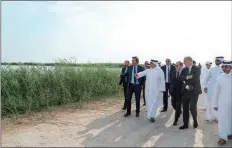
left=212, top=73, right=232, bottom=141
left=137, top=67, right=166, bottom=119
left=198, top=66, right=209, bottom=109
left=204, top=65, right=223, bottom=120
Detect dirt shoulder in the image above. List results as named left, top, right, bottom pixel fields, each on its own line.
left=1, top=97, right=232, bottom=147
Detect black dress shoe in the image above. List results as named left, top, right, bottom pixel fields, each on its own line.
left=150, top=118, right=155, bottom=123
left=124, top=113, right=131, bottom=117
left=136, top=113, right=139, bottom=117
left=194, top=123, right=198, bottom=129
left=173, top=122, right=177, bottom=126
left=179, top=125, right=189, bottom=130
left=161, top=109, right=167, bottom=112
left=122, top=107, right=126, bottom=110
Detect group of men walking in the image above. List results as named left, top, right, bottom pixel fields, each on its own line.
left=200, top=57, right=232, bottom=145
left=119, top=56, right=232, bottom=145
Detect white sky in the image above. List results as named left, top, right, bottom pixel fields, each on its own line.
left=3, top=1, right=232, bottom=64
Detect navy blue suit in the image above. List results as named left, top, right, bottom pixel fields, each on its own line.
left=170, top=70, right=183, bottom=123
left=119, top=67, right=129, bottom=109
left=123, top=65, right=145, bottom=114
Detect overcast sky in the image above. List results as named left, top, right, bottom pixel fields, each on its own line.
left=2, top=1, right=231, bottom=64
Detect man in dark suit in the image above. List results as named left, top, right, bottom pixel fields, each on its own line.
left=193, top=60, right=196, bottom=66
left=142, top=61, right=149, bottom=106
left=170, top=61, right=184, bottom=126
left=161, top=58, right=176, bottom=112
left=178, top=56, right=202, bottom=130
left=119, top=60, right=130, bottom=110
left=123, top=56, right=145, bottom=117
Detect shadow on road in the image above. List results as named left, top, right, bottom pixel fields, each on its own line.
left=74, top=102, right=199, bottom=147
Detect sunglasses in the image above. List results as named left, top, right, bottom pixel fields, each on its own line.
left=166, top=61, right=170, bottom=62
left=221, top=65, right=231, bottom=68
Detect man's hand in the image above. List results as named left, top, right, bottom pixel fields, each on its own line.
left=213, top=107, right=218, bottom=111
left=135, top=73, right=139, bottom=79
left=204, top=87, right=208, bottom=93
left=186, top=75, right=193, bottom=80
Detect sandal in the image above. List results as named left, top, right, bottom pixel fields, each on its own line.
left=217, top=139, right=226, bottom=145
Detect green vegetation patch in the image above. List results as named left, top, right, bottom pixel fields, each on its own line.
left=1, top=65, right=122, bottom=116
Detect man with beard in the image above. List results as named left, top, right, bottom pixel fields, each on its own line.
left=204, top=56, right=224, bottom=121
left=135, top=60, right=165, bottom=122
left=212, top=60, right=232, bottom=145
left=198, top=61, right=212, bottom=110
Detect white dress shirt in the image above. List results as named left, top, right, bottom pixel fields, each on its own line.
left=165, top=65, right=171, bottom=83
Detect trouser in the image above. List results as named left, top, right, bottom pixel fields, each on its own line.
left=182, top=91, right=199, bottom=126
left=123, top=85, right=128, bottom=108
left=163, top=83, right=170, bottom=110
left=143, top=85, right=146, bottom=104
left=127, top=83, right=142, bottom=114
left=171, top=90, right=182, bottom=122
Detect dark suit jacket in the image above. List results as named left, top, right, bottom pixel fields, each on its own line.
left=170, top=70, right=183, bottom=96
left=119, top=67, right=128, bottom=87
left=178, top=65, right=202, bottom=95
left=161, top=65, right=176, bottom=83
left=123, top=65, right=145, bottom=86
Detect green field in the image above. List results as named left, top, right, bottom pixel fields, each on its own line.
left=1, top=64, right=123, bottom=117
left=1, top=62, right=125, bottom=68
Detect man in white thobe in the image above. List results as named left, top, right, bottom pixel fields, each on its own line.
left=212, top=60, right=232, bottom=145
left=204, top=56, right=224, bottom=121
left=198, top=61, right=212, bottom=110
left=135, top=59, right=166, bottom=123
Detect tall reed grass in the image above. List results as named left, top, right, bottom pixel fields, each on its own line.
left=1, top=64, right=122, bottom=116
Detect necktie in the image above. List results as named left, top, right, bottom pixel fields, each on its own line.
left=134, top=66, right=137, bottom=84
left=168, top=66, right=170, bottom=82
left=188, top=68, right=191, bottom=75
